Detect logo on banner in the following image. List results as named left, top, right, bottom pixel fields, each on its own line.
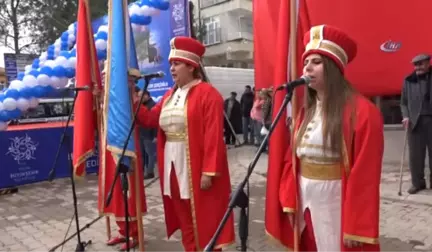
left=172, top=2, right=185, bottom=25
left=380, top=40, right=402, bottom=52
left=6, top=134, right=39, bottom=165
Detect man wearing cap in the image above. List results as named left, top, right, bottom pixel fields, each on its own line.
left=134, top=36, right=235, bottom=251
left=224, top=91, right=242, bottom=145
left=97, top=69, right=147, bottom=250
left=401, top=54, right=432, bottom=194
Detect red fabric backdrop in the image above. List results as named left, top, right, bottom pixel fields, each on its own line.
left=254, top=0, right=432, bottom=96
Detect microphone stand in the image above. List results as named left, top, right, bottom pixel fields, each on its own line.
left=104, top=75, right=152, bottom=252
left=48, top=89, right=92, bottom=252
left=204, top=85, right=296, bottom=252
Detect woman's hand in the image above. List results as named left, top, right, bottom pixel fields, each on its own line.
left=343, top=238, right=362, bottom=248
left=200, top=175, right=212, bottom=190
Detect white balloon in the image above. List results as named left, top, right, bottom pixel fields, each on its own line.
left=9, top=80, right=25, bottom=90
left=129, top=4, right=141, bottom=15
left=54, top=47, right=60, bottom=55
left=0, top=101, right=4, bottom=111
left=67, top=57, right=77, bottom=69
left=55, top=56, right=68, bottom=67
left=22, top=75, right=38, bottom=88
left=51, top=76, right=61, bottom=88
left=97, top=25, right=109, bottom=33
left=0, top=121, right=7, bottom=131
left=68, top=34, right=76, bottom=44
left=37, top=74, right=51, bottom=86
left=58, top=78, right=68, bottom=88
left=16, top=98, right=30, bottom=111
left=95, top=39, right=107, bottom=51
left=54, top=39, right=62, bottom=46
left=44, top=60, right=56, bottom=68
left=25, top=65, right=32, bottom=72
left=140, top=5, right=152, bottom=16
left=68, top=23, right=75, bottom=34
left=39, top=53, right=47, bottom=62
left=29, top=98, right=39, bottom=108
left=3, top=98, right=17, bottom=111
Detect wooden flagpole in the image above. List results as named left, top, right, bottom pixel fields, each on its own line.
left=290, top=0, right=298, bottom=122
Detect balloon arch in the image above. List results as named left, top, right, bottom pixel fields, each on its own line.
left=0, top=0, right=170, bottom=131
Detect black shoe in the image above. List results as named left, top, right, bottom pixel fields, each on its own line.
left=144, top=173, right=155, bottom=180
left=407, top=185, right=426, bottom=194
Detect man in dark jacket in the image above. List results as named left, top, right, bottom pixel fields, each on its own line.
left=240, top=85, right=254, bottom=144
left=137, top=89, right=157, bottom=179
left=400, top=54, right=432, bottom=194
left=224, top=92, right=242, bottom=145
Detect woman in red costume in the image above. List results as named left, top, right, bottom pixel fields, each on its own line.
left=135, top=36, right=235, bottom=251
left=278, top=25, right=384, bottom=251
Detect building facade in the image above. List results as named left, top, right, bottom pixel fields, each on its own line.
left=191, top=0, right=254, bottom=68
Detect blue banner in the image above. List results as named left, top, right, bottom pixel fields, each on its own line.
left=0, top=126, right=98, bottom=189
left=90, top=0, right=190, bottom=101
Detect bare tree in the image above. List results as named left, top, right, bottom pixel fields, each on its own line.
left=0, top=0, right=37, bottom=53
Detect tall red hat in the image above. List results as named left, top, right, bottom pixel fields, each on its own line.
left=302, top=25, right=357, bottom=72
left=168, top=36, right=205, bottom=68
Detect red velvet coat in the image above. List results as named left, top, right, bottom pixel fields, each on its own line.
left=136, top=81, right=235, bottom=250
left=277, top=94, right=384, bottom=251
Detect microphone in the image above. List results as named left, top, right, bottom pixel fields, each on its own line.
left=64, top=85, right=91, bottom=91
left=140, top=71, right=165, bottom=79
left=276, top=76, right=311, bottom=91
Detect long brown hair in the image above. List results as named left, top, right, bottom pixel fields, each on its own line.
left=295, top=56, right=355, bottom=157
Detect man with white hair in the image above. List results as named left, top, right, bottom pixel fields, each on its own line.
left=401, top=53, right=432, bottom=194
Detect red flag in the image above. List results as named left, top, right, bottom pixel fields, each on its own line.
left=72, top=0, right=101, bottom=177
left=264, top=0, right=310, bottom=247
left=253, top=0, right=281, bottom=90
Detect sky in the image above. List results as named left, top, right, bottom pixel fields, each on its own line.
left=0, top=46, right=7, bottom=68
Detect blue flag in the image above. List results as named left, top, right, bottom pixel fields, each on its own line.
left=105, top=0, right=137, bottom=170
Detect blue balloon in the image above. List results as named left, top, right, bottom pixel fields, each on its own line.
left=53, top=66, right=67, bottom=77
left=7, top=109, right=22, bottom=120
left=61, top=31, right=69, bottom=42
left=97, top=50, right=107, bottom=60
left=17, top=72, right=25, bottom=81
left=130, top=15, right=152, bottom=25
left=96, top=31, right=108, bottom=41
left=157, top=0, right=169, bottom=10
left=61, top=42, right=69, bottom=50
left=59, top=51, right=71, bottom=59
left=32, top=85, right=54, bottom=98
left=40, top=66, right=54, bottom=77
left=47, top=45, right=55, bottom=53
left=28, top=70, right=40, bottom=77
left=0, top=111, right=9, bottom=121
left=140, top=0, right=151, bottom=7
left=66, top=68, right=76, bottom=78
left=70, top=48, right=77, bottom=57
left=32, top=59, right=40, bottom=69
left=4, top=89, right=20, bottom=100
left=47, top=54, right=55, bottom=60
left=19, top=87, right=33, bottom=99
left=0, top=93, right=5, bottom=102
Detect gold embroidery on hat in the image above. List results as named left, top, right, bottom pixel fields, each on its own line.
left=169, top=49, right=201, bottom=65
left=308, top=25, right=324, bottom=50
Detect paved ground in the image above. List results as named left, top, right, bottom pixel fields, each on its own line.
left=1, top=130, right=432, bottom=251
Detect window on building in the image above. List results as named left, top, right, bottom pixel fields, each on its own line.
left=200, top=0, right=229, bottom=8
left=203, top=16, right=221, bottom=45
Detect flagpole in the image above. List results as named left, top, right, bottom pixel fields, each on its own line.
left=289, top=0, right=300, bottom=251
left=290, top=0, right=298, bottom=122
left=133, top=150, right=145, bottom=251
left=96, top=95, right=112, bottom=240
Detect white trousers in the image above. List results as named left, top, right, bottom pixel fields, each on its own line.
left=299, top=176, right=342, bottom=251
